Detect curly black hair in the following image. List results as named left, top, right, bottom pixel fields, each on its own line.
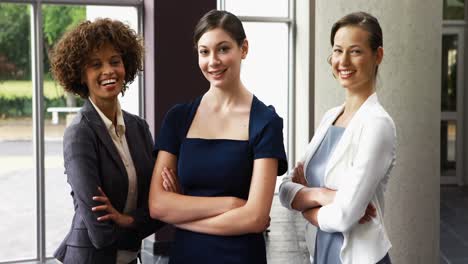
left=49, top=18, right=144, bottom=98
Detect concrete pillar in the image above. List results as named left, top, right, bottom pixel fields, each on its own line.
left=315, top=1, right=442, bottom=263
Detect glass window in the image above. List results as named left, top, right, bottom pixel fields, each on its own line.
left=239, top=22, right=289, bottom=192
left=225, top=0, right=289, bottom=18
left=441, top=120, right=457, bottom=176
left=42, top=4, right=86, bottom=256
left=0, top=3, right=36, bottom=262
left=443, top=0, right=465, bottom=20
left=1, top=1, right=143, bottom=262
left=441, top=34, right=458, bottom=112
left=241, top=22, right=289, bottom=140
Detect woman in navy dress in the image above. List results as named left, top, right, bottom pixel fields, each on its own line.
left=148, top=9, right=287, bottom=264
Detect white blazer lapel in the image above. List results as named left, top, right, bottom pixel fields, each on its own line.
left=324, top=93, right=379, bottom=180
left=302, top=106, right=344, bottom=176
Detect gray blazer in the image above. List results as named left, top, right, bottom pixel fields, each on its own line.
left=54, top=100, right=164, bottom=263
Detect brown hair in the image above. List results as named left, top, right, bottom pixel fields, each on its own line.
left=328, top=12, right=383, bottom=75
left=49, top=18, right=144, bottom=98
left=193, top=9, right=246, bottom=48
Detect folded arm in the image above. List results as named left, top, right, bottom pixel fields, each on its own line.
left=149, top=150, right=245, bottom=224
left=174, top=158, right=278, bottom=236
left=279, top=162, right=336, bottom=211
left=64, top=125, right=139, bottom=249
left=316, top=118, right=396, bottom=233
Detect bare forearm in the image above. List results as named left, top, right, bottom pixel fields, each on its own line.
left=150, top=191, right=239, bottom=224
left=176, top=205, right=268, bottom=236
left=291, top=187, right=326, bottom=211
left=150, top=151, right=243, bottom=224
left=302, top=207, right=320, bottom=227
left=175, top=159, right=277, bottom=236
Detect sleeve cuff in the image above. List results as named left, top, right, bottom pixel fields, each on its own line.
left=279, top=181, right=306, bottom=210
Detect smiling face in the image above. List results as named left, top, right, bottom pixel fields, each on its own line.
left=331, top=26, right=383, bottom=93
left=197, top=27, right=248, bottom=89
left=82, top=42, right=126, bottom=104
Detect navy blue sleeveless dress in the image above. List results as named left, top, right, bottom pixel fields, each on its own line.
left=155, top=95, right=288, bottom=264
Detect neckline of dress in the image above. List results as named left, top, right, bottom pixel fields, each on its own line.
left=184, top=94, right=256, bottom=142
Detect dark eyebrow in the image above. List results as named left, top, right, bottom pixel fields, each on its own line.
left=198, top=41, right=232, bottom=49
left=216, top=41, right=230, bottom=46
left=333, top=44, right=362, bottom=49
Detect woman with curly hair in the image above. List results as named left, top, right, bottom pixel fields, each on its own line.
left=50, top=18, right=164, bottom=264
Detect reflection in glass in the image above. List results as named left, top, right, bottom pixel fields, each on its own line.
left=443, top=0, right=465, bottom=20
left=441, top=121, right=456, bottom=176
left=225, top=0, right=289, bottom=18
left=441, top=34, right=458, bottom=112
left=0, top=3, right=36, bottom=261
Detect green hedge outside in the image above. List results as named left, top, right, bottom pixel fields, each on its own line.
left=0, top=80, right=82, bottom=118
left=0, top=96, right=71, bottom=118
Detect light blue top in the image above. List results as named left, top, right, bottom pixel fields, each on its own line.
left=306, top=125, right=345, bottom=264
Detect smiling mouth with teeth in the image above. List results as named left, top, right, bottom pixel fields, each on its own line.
left=101, top=79, right=117, bottom=86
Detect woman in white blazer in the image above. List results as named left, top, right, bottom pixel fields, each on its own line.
left=279, top=12, right=396, bottom=264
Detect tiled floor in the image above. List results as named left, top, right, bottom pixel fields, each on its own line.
left=147, top=195, right=310, bottom=264
left=265, top=196, right=310, bottom=264
left=440, top=186, right=468, bottom=264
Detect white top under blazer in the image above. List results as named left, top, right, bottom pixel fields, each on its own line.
left=279, top=93, right=396, bottom=264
